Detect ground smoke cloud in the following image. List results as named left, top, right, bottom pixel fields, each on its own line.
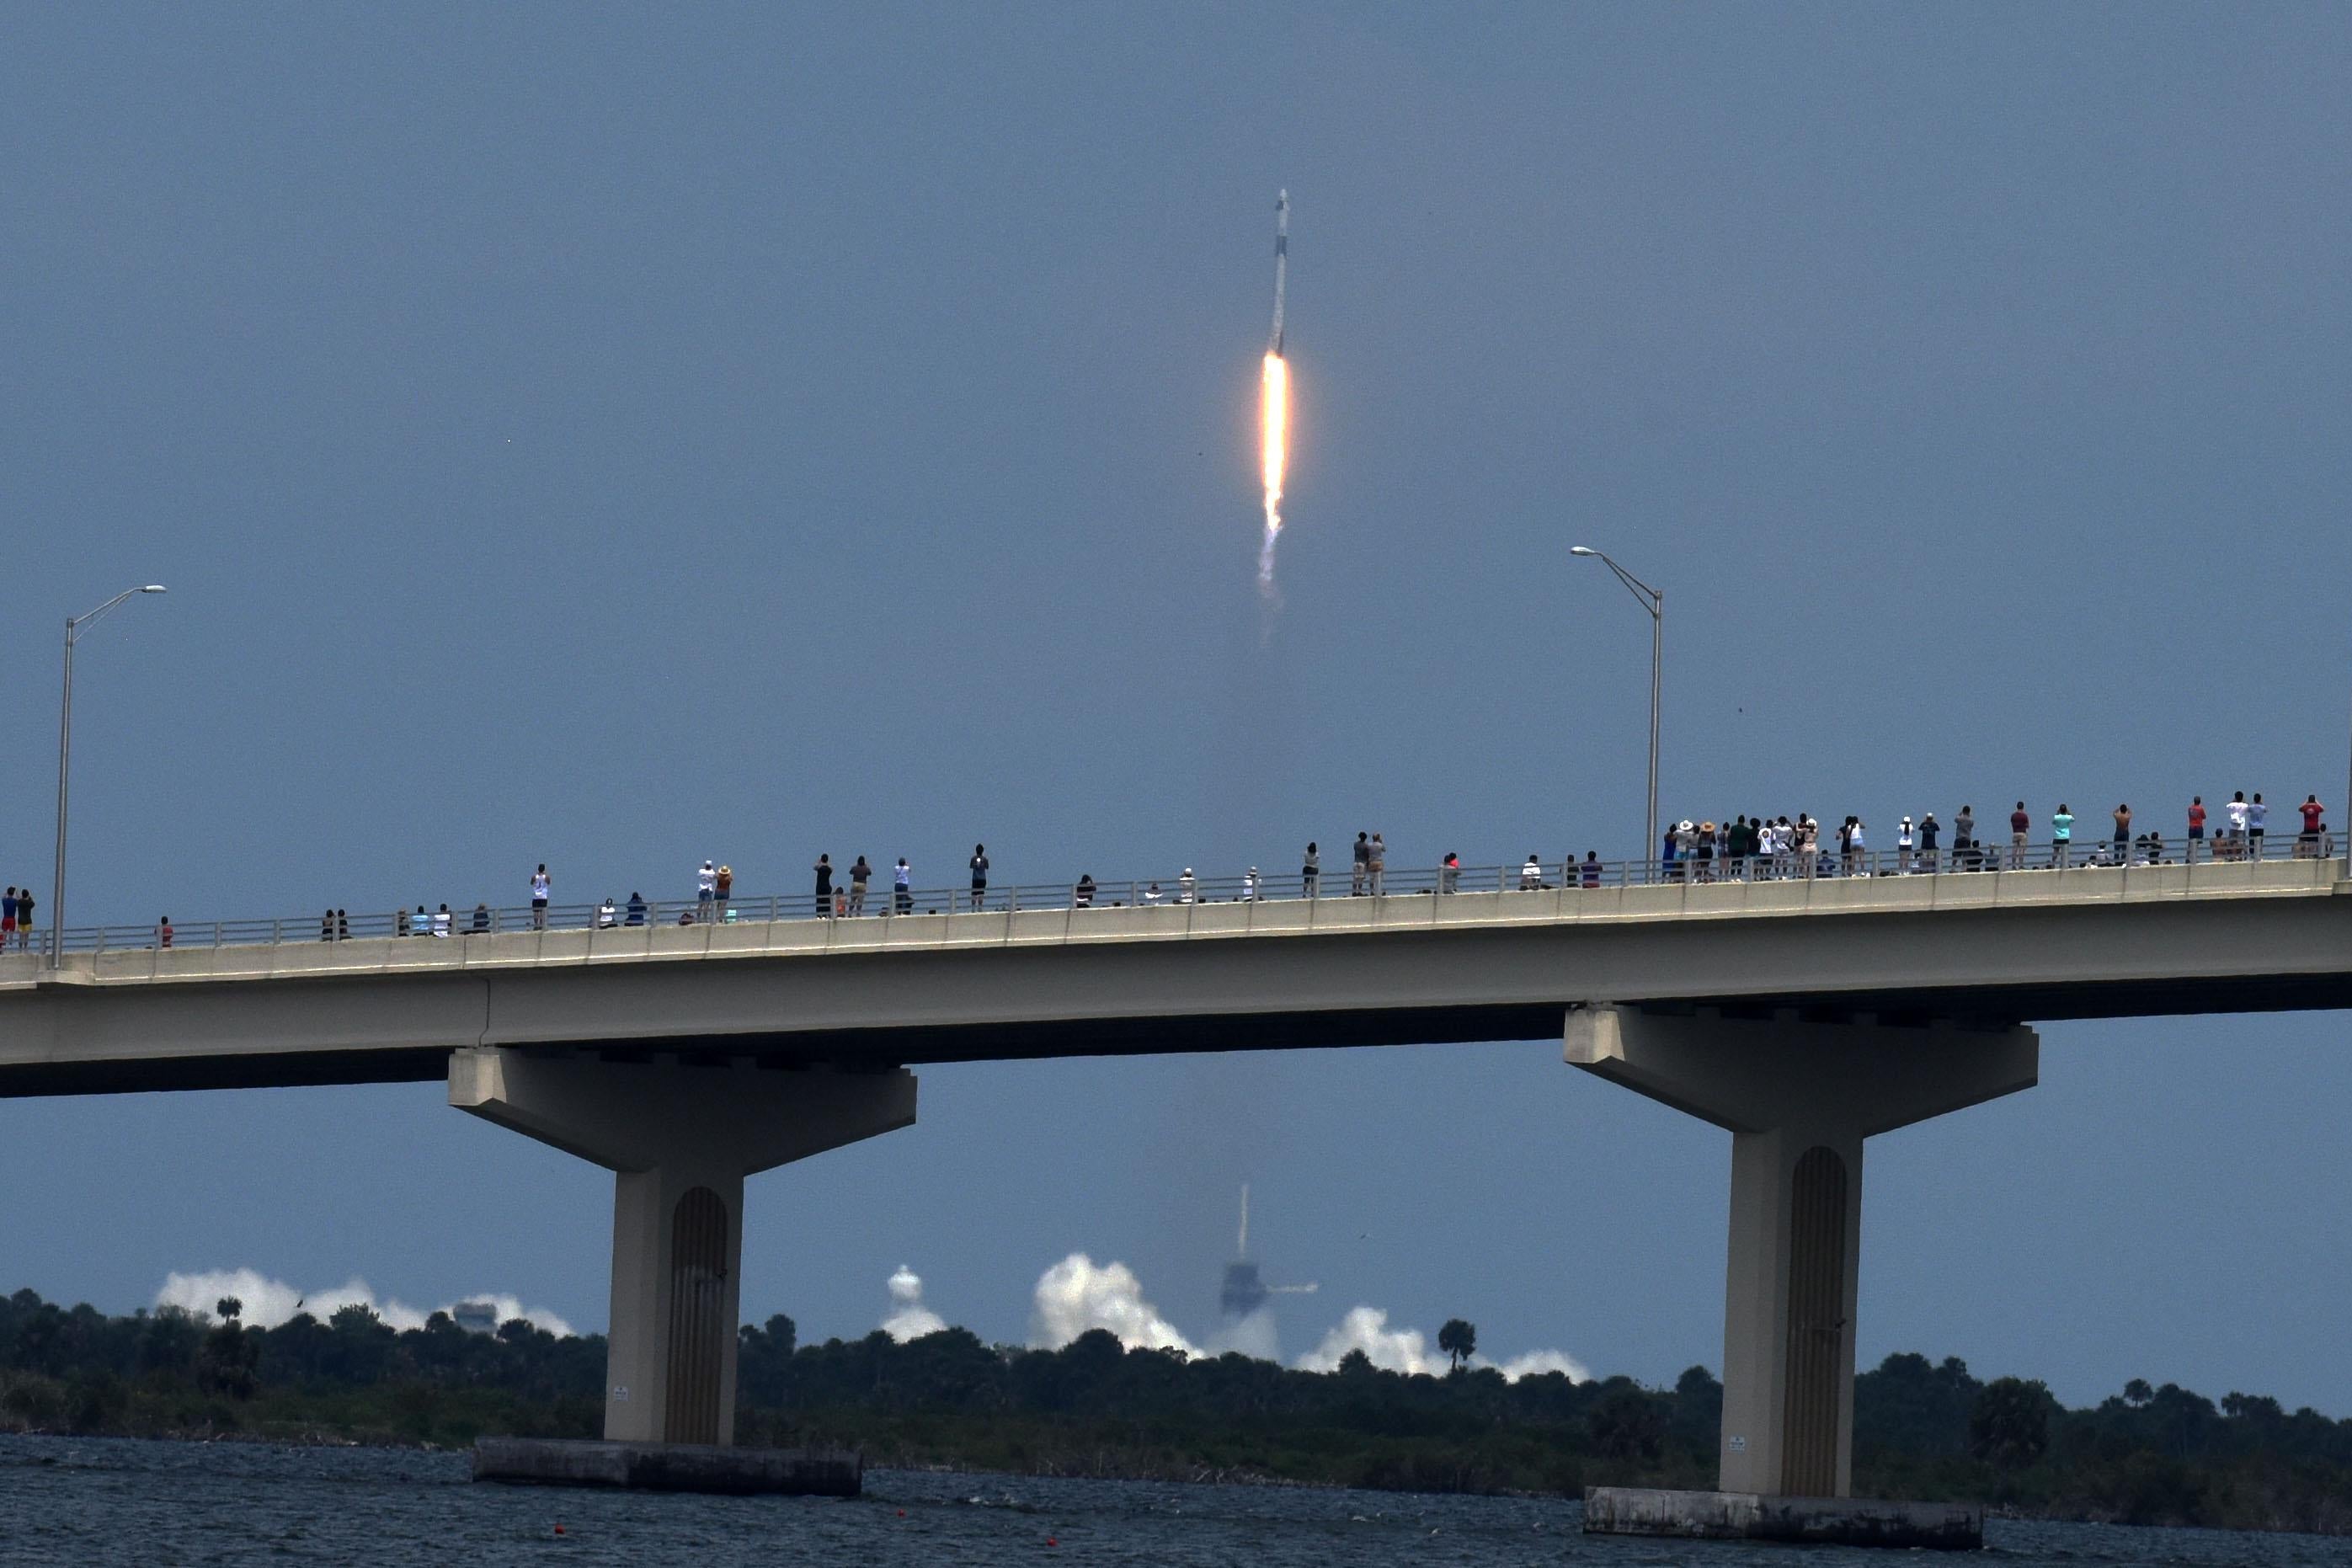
left=155, top=1267, right=573, bottom=1338
left=880, top=1266, right=947, bottom=1342
left=1022, top=1254, right=1581, bottom=1383
left=1029, top=1254, right=1197, bottom=1355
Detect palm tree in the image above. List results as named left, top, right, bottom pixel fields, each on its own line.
left=1437, top=1318, right=1476, bottom=1374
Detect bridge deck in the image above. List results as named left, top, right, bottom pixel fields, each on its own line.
left=1, top=858, right=2344, bottom=1096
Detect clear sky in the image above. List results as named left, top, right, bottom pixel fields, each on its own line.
left=5, top=4, right=2350, bottom=1412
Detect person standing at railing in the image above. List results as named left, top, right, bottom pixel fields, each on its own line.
left=434, top=904, right=452, bottom=937
left=894, top=857, right=912, bottom=915
left=1368, top=834, right=1386, bottom=895
left=531, top=865, right=551, bottom=930
left=849, top=856, right=872, bottom=916
left=2051, top=804, right=2075, bottom=868
left=696, top=860, right=717, bottom=913
left=397, top=907, right=412, bottom=937
left=1896, top=816, right=1915, bottom=873
left=2111, top=804, right=2131, bottom=861
left=2248, top=794, right=2267, bottom=854
left=1351, top=833, right=1369, bottom=895
left=1848, top=817, right=1867, bottom=876
left=2, top=888, right=15, bottom=949
left=1952, top=804, right=1975, bottom=870
left=473, top=903, right=491, bottom=933
left=157, top=916, right=173, bottom=949
left=2298, top=795, right=2325, bottom=856
left=1075, top=873, right=1096, bottom=908
left=1301, top=842, right=1320, bottom=898
left=968, top=845, right=989, bottom=910
left=2224, top=792, right=2249, bottom=861
left=336, top=909, right=349, bottom=940
left=1581, top=851, right=1603, bottom=888
left=1919, top=812, right=1940, bottom=872
left=321, top=909, right=334, bottom=941
left=1243, top=867, right=1261, bottom=900
left=716, top=864, right=733, bottom=912
left=12, top=888, right=28, bottom=952
left=595, top=899, right=616, bottom=930
left=2186, top=796, right=2206, bottom=861
left=1516, top=854, right=1538, bottom=891
left=2009, top=803, right=2030, bottom=870
left=1177, top=868, right=1197, bottom=904
left=813, top=855, right=834, bottom=917
left=625, top=892, right=645, bottom=926
left=1437, top=854, right=1458, bottom=893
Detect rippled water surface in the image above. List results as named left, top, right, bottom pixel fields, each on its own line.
left=3, top=1434, right=2349, bottom=1565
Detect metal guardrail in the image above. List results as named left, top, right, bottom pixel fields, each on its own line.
left=13, top=825, right=2341, bottom=957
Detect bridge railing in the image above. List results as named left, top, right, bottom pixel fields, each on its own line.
left=26, top=827, right=2341, bottom=956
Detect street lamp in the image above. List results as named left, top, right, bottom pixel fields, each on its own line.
left=1569, top=547, right=1662, bottom=877
left=51, top=585, right=167, bottom=965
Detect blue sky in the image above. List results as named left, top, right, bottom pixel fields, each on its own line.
left=4, top=4, right=2350, bottom=1411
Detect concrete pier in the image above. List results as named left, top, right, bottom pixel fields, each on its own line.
left=1568, top=1004, right=2035, bottom=1501
left=1582, top=1486, right=1981, bottom=1549
left=451, top=1049, right=915, bottom=1446
left=473, top=1437, right=861, bottom=1496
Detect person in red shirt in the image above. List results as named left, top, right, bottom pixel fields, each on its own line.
left=2186, top=795, right=2206, bottom=862
left=2297, top=794, right=2325, bottom=856
left=2008, top=802, right=2030, bottom=870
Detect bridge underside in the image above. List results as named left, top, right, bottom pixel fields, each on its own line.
left=3, top=968, right=2347, bottom=1098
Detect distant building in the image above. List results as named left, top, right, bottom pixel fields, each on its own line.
left=451, top=1299, right=501, bottom=1335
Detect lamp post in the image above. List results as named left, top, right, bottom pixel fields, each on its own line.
left=51, top=585, right=168, bottom=966
left=1568, top=547, right=1661, bottom=877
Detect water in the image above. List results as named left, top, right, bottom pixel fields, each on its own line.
left=2, top=1434, right=2347, bottom=1565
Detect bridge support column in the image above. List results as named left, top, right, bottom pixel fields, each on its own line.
left=450, top=1049, right=915, bottom=1446
left=1567, top=1005, right=2035, bottom=1501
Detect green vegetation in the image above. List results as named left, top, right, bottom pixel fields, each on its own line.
left=3, top=1288, right=2348, bottom=1533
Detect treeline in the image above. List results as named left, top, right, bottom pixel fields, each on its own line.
left=5, top=1288, right=2350, bottom=1533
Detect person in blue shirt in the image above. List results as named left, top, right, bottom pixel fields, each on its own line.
left=2052, top=803, right=2076, bottom=868
left=625, top=891, right=647, bottom=926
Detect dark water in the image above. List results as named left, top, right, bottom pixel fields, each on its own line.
left=2, top=1435, right=2347, bottom=1565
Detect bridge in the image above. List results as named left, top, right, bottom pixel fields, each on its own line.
left=4, top=849, right=2347, bottom=1503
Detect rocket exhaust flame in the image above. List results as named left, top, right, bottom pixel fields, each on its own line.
left=1258, top=189, right=1290, bottom=601
left=1258, top=350, right=1288, bottom=596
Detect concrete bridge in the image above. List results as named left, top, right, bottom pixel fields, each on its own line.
left=3, top=854, right=2347, bottom=1501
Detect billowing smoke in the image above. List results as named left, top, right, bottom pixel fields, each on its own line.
left=1209, top=1308, right=1281, bottom=1363
left=880, top=1266, right=947, bottom=1342
left=1029, top=1254, right=1197, bottom=1355
left=1021, top=1253, right=1582, bottom=1383
left=1296, top=1305, right=1439, bottom=1375
left=155, top=1267, right=573, bottom=1337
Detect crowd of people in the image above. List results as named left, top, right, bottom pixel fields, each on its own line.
left=1655, top=791, right=2332, bottom=881
left=40, top=788, right=2335, bottom=953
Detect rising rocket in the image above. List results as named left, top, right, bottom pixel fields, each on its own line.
left=1270, top=189, right=1288, bottom=355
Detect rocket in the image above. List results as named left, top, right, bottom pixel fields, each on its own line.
left=1269, top=189, right=1288, bottom=356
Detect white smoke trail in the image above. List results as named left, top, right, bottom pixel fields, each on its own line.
left=1294, top=1305, right=1437, bottom=1374
left=880, top=1265, right=947, bottom=1342
left=1293, top=1304, right=1587, bottom=1382
left=1029, top=1253, right=1197, bottom=1355
left=155, top=1267, right=573, bottom=1337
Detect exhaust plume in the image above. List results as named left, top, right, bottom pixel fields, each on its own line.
left=155, top=1267, right=573, bottom=1336
left=1030, top=1253, right=1197, bottom=1355
left=880, top=1265, right=947, bottom=1342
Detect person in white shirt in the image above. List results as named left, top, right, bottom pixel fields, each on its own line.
left=1177, top=869, right=1197, bottom=904
left=596, top=899, right=616, bottom=929
left=531, top=865, right=551, bottom=930
left=1520, top=856, right=1542, bottom=891
left=697, top=861, right=717, bottom=909
left=432, top=904, right=452, bottom=938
